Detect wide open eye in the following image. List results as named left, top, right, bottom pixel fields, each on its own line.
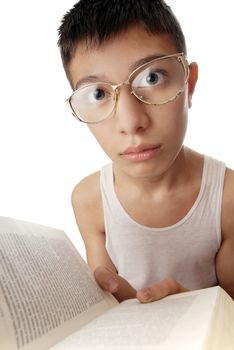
left=75, top=83, right=113, bottom=105
left=132, top=68, right=166, bottom=88
left=93, top=88, right=104, bottom=99
left=146, top=72, right=160, bottom=85
left=130, top=56, right=187, bottom=104
left=90, top=87, right=107, bottom=102
left=70, top=82, right=115, bottom=123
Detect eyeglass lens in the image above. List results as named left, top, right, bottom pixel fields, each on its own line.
left=69, top=55, right=187, bottom=123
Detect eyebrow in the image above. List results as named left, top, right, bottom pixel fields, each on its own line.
left=75, top=75, right=106, bottom=90
left=129, top=53, right=167, bottom=72
left=74, top=53, right=169, bottom=90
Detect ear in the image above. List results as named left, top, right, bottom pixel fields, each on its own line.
left=187, top=62, right=198, bottom=108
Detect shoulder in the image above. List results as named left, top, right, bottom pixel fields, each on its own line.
left=222, top=167, right=234, bottom=240
left=224, top=167, right=234, bottom=191
left=216, top=167, right=234, bottom=297
left=72, top=171, right=101, bottom=208
left=72, top=171, right=104, bottom=232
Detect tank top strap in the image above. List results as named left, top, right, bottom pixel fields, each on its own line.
left=199, top=155, right=226, bottom=245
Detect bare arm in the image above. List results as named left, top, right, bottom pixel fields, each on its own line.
left=72, top=172, right=118, bottom=271
left=72, top=172, right=136, bottom=301
left=216, top=168, right=234, bottom=298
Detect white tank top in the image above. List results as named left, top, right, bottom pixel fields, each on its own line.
left=100, top=156, right=226, bottom=290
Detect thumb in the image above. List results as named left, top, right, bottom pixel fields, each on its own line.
left=94, top=266, right=136, bottom=302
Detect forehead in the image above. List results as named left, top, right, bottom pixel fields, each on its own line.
left=68, top=25, right=179, bottom=89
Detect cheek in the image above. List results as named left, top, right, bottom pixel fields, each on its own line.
left=169, top=103, right=188, bottom=141
left=88, top=124, right=115, bottom=155
left=151, top=95, right=188, bottom=140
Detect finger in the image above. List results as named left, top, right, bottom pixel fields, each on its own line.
left=94, top=266, right=136, bottom=302
left=137, top=278, right=189, bottom=303
left=113, top=274, right=136, bottom=302
left=94, top=266, right=119, bottom=293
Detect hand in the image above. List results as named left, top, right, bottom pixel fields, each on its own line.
left=94, top=266, right=136, bottom=302
left=137, top=278, right=189, bottom=303
left=94, top=267, right=188, bottom=303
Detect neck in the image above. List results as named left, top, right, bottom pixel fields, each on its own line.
left=113, top=147, right=201, bottom=195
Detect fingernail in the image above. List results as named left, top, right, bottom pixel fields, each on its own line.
left=108, top=277, right=118, bottom=292
left=139, top=288, right=151, bottom=302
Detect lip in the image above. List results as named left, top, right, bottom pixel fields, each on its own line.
left=121, top=144, right=161, bottom=162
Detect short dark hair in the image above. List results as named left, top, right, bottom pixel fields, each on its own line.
left=58, top=0, right=186, bottom=78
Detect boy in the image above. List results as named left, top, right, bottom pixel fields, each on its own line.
left=58, top=0, right=234, bottom=302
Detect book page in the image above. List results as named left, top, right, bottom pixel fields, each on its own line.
left=203, top=287, right=234, bottom=350
left=0, top=217, right=117, bottom=350
left=50, top=287, right=219, bottom=350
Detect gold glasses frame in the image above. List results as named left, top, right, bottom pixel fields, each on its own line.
left=66, top=52, right=189, bottom=124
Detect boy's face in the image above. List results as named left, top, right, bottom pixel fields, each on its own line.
left=69, top=25, right=198, bottom=179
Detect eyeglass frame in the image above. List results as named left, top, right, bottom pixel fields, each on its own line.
left=66, top=52, right=190, bottom=124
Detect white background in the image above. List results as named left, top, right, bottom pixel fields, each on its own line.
left=0, top=1, right=233, bottom=258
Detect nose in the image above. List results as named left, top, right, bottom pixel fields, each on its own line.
left=114, top=85, right=150, bottom=135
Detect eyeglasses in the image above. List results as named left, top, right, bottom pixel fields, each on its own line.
left=67, top=53, right=189, bottom=124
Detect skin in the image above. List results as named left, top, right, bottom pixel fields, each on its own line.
left=69, top=25, right=234, bottom=302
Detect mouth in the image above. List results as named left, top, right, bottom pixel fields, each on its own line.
left=121, top=144, right=162, bottom=162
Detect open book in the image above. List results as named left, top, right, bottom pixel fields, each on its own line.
left=0, top=217, right=234, bottom=350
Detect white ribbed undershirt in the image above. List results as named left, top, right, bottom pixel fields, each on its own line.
left=100, top=156, right=226, bottom=290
